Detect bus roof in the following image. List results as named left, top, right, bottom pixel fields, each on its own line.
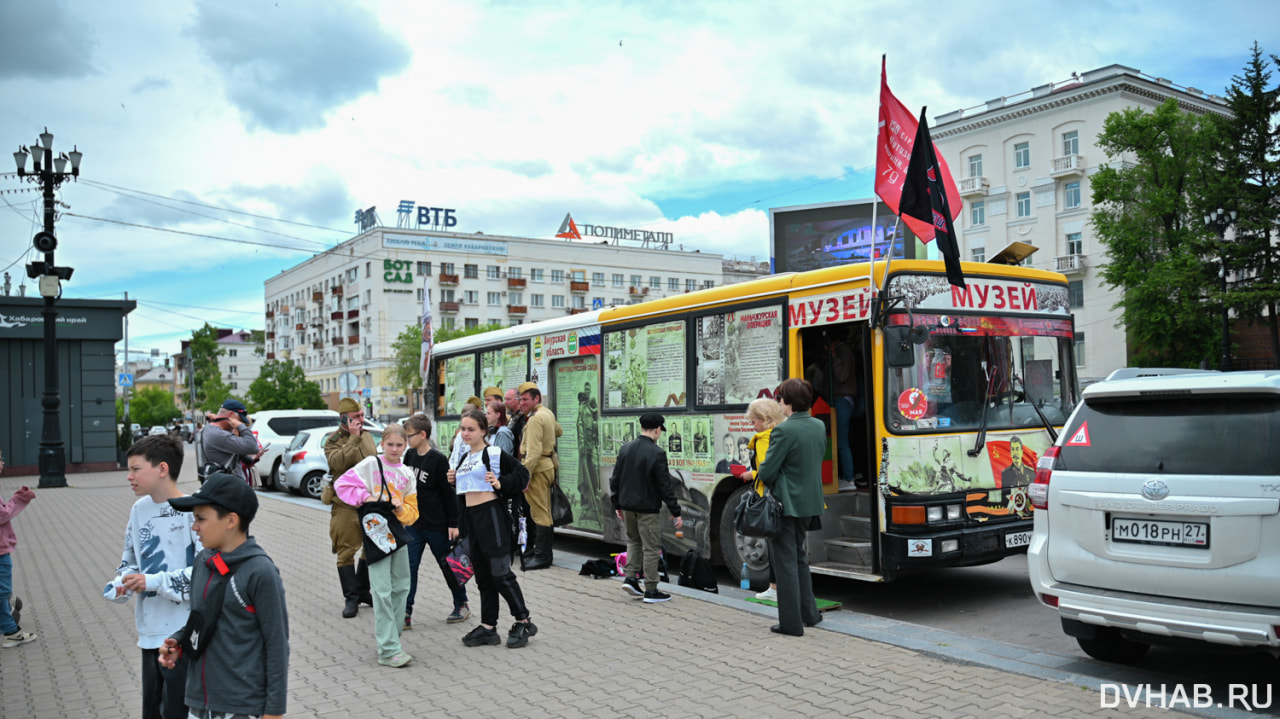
left=434, top=308, right=607, bottom=356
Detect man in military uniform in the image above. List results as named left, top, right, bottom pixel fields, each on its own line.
left=518, top=381, right=560, bottom=570
left=325, top=397, right=377, bottom=617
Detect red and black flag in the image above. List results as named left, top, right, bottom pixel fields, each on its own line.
left=899, top=106, right=965, bottom=288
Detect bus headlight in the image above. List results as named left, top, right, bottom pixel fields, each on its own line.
left=926, top=506, right=943, bottom=522
left=941, top=539, right=960, bottom=553
left=946, top=504, right=963, bottom=521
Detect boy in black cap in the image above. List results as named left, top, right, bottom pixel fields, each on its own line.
left=610, top=413, right=683, bottom=603
left=159, top=473, right=289, bottom=719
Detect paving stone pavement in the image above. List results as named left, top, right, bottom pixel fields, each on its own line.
left=1, top=462, right=1182, bottom=719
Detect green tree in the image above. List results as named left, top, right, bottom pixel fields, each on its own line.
left=190, top=323, right=228, bottom=411
left=434, top=323, right=504, bottom=344
left=389, top=322, right=505, bottom=394
left=1204, top=43, right=1280, bottom=363
left=128, top=387, right=182, bottom=427
left=248, top=359, right=325, bottom=410
left=1091, top=98, right=1221, bottom=367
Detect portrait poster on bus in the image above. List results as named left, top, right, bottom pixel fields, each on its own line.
left=696, top=306, right=784, bottom=406
left=553, top=356, right=603, bottom=530
left=441, top=354, right=476, bottom=416
left=603, top=320, right=686, bottom=409
left=883, top=432, right=1046, bottom=520
left=480, top=346, right=529, bottom=396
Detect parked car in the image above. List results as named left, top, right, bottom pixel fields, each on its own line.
left=1028, top=370, right=1280, bottom=663
left=249, top=409, right=380, bottom=492
left=148, top=426, right=169, bottom=436
left=281, top=427, right=383, bottom=500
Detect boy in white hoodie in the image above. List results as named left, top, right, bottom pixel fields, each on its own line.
left=105, top=435, right=201, bottom=719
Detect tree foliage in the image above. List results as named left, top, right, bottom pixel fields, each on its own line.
left=248, top=359, right=325, bottom=411
left=117, top=387, right=182, bottom=428
left=389, top=322, right=506, bottom=393
left=189, top=323, right=229, bottom=411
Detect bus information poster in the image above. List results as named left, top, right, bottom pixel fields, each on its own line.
left=480, top=345, right=528, bottom=396
left=553, top=356, right=604, bottom=531
left=604, top=320, right=686, bottom=409
left=441, top=354, right=476, bottom=415
left=695, top=306, right=784, bottom=406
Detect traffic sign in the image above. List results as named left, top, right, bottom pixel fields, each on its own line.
left=592, top=298, right=604, bottom=310
left=362, top=388, right=372, bottom=397
left=118, top=373, right=134, bottom=387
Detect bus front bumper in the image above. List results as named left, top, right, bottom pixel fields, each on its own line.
left=882, top=520, right=1032, bottom=575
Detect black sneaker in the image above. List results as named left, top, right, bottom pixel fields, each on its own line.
left=461, top=625, right=501, bottom=647
left=642, top=589, right=671, bottom=603
left=507, top=620, right=537, bottom=648
left=620, top=577, right=644, bottom=598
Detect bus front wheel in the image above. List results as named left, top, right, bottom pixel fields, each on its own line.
left=719, top=485, right=773, bottom=590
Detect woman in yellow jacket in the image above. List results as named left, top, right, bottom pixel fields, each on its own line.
left=741, top=396, right=784, bottom=601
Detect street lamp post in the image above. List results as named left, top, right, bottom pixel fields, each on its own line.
left=13, top=128, right=81, bottom=488
left=1204, top=208, right=1238, bottom=373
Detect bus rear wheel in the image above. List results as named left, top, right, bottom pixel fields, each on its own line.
left=719, top=484, right=773, bottom=590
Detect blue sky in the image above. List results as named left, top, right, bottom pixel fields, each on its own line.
left=1, top=0, right=1276, bottom=360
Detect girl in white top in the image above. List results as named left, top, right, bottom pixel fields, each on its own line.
left=334, top=425, right=419, bottom=668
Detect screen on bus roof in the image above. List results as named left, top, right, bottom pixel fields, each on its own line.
left=771, top=200, right=921, bottom=274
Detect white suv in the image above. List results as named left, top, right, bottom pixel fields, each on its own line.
left=250, top=410, right=380, bottom=491
left=1028, top=370, right=1280, bottom=663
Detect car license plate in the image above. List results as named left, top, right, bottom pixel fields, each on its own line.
left=1110, top=517, right=1209, bottom=548
left=1005, top=530, right=1032, bottom=548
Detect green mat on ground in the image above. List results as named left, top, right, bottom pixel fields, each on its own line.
left=745, top=597, right=841, bottom=612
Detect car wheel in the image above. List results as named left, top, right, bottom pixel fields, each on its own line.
left=303, top=471, right=327, bottom=501
left=270, top=460, right=285, bottom=492
left=1076, top=629, right=1150, bottom=664
left=718, top=484, right=772, bottom=590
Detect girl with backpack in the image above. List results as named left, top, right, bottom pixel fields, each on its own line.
left=447, top=409, right=537, bottom=649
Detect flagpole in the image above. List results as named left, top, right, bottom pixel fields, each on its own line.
left=868, top=194, right=879, bottom=299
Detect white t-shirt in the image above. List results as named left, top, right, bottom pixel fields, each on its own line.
left=107, top=497, right=201, bottom=649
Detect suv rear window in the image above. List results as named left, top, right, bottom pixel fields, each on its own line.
left=1059, top=396, right=1280, bottom=476
left=267, top=417, right=300, bottom=436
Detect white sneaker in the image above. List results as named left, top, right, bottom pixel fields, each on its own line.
left=838, top=479, right=856, bottom=491
left=754, top=587, right=777, bottom=601
left=3, top=630, right=37, bottom=648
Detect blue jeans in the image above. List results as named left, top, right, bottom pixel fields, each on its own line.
left=405, top=526, right=467, bottom=616
left=0, top=553, right=17, bottom=635
left=835, top=396, right=855, bottom=483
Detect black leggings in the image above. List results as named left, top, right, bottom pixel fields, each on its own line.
left=466, top=501, right=529, bottom=626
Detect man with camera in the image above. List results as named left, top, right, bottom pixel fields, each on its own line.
left=324, top=397, right=377, bottom=618
left=201, top=400, right=262, bottom=485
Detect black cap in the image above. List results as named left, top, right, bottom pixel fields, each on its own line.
left=220, top=399, right=249, bottom=422
left=639, top=412, right=665, bottom=430
left=169, top=473, right=258, bottom=524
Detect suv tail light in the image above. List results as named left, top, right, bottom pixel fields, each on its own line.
left=1029, top=446, right=1059, bottom=510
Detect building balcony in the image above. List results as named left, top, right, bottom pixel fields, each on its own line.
left=295, top=323, right=305, bottom=331
left=265, top=310, right=274, bottom=319
left=507, top=277, right=526, bottom=289
left=346, top=309, right=359, bottom=319
left=439, top=273, right=460, bottom=285
left=1054, top=254, right=1087, bottom=274
left=311, top=341, right=324, bottom=350
left=312, top=291, right=324, bottom=302
left=279, top=304, right=290, bottom=313
left=570, top=281, right=590, bottom=293
left=440, top=301, right=460, bottom=313
left=331, top=337, right=344, bottom=347
left=347, top=335, right=360, bottom=345
left=958, top=176, right=989, bottom=197
left=266, top=352, right=275, bottom=360
left=266, top=331, right=275, bottom=340
left=331, top=285, right=343, bottom=295
left=507, top=304, right=527, bottom=315
left=330, top=311, right=344, bottom=321
left=629, top=286, right=649, bottom=297
left=1050, top=154, right=1086, bottom=178
left=568, top=307, right=587, bottom=315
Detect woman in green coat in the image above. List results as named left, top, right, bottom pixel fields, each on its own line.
left=746, top=378, right=826, bottom=636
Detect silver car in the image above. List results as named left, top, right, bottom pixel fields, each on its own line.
left=281, top=427, right=383, bottom=500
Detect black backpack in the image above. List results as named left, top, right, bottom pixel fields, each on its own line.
left=678, top=549, right=718, bottom=593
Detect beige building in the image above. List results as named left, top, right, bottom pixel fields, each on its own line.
left=263, top=225, right=737, bottom=420
left=931, top=64, right=1230, bottom=381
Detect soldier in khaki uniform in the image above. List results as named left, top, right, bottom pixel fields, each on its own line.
left=324, top=397, right=377, bottom=617
left=517, top=381, right=560, bottom=570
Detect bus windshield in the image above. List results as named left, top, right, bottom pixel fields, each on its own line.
left=885, top=314, right=1077, bottom=434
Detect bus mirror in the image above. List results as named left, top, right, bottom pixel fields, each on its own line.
left=909, top=325, right=931, bottom=345
left=885, top=326, right=916, bottom=367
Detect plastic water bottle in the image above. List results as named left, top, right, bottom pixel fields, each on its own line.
left=740, top=562, right=750, bottom=590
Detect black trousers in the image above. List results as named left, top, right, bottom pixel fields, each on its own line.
left=768, top=515, right=822, bottom=633
left=140, top=647, right=188, bottom=719
left=466, top=501, right=529, bottom=626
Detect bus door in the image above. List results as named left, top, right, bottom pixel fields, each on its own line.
left=798, top=321, right=877, bottom=575
left=548, top=355, right=605, bottom=532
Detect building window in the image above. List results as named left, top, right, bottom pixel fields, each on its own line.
left=668, top=277, right=679, bottom=291
left=440, top=289, right=455, bottom=303
left=366, top=261, right=371, bottom=278
left=228, top=365, right=238, bottom=375
left=441, top=262, right=454, bottom=275
left=508, top=267, right=522, bottom=280
left=1016, top=192, right=1031, bottom=217
left=612, top=273, right=624, bottom=287
left=230, top=382, right=238, bottom=390
left=1068, top=280, right=1084, bottom=308
left=1014, top=142, right=1030, bottom=169
left=417, top=261, right=432, bottom=276
left=228, top=349, right=238, bottom=357
left=572, top=296, right=585, bottom=309
left=551, top=269, right=564, bottom=283
left=1074, top=332, right=1086, bottom=367
left=530, top=268, right=543, bottom=282
left=971, top=247, right=986, bottom=263
left=686, top=279, right=697, bottom=291
left=416, top=288, right=424, bottom=302
left=629, top=274, right=642, bottom=288
left=592, top=272, right=605, bottom=286
left=510, top=319, right=522, bottom=327
left=464, top=290, right=478, bottom=305
left=1066, top=232, right=1083, bottom=256
left=464, top=264, right=479, bottom=279
left=650, top=275, right=661, bottom=289
left=508, top=292, right=523, bottom=305
left=570, top=270, right=585, bottom=282
left=346, top=268, right=358, bottom=282
left=442, top=317, right=455, bottom=330
left=968, top=154, right=983, bottom=177
left=970, top=200, right=985, bottom=226
left=1062, top=130, right=1079, bottom=156
left=1064, top=181, right=1081, bottom=209
left=487, top=265, right=500, bottom=279
left=552, top=295, right=565, bottom=308
left=531, top=294, right=544, bottom=307
left=465, top=318, right=479, bottom=329
left=487, top=292, right=502, bottom=305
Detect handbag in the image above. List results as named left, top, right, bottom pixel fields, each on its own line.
left=446, top=538, right=474, bottom=586
left=550, top=478, right=574, bottom=528
left=357, top=458, right=411, bottom=563
left=734, top=482, right=783, bottom=539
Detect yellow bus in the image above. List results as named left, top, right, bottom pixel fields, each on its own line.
left=431, top=258, right=1079, bottom=584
